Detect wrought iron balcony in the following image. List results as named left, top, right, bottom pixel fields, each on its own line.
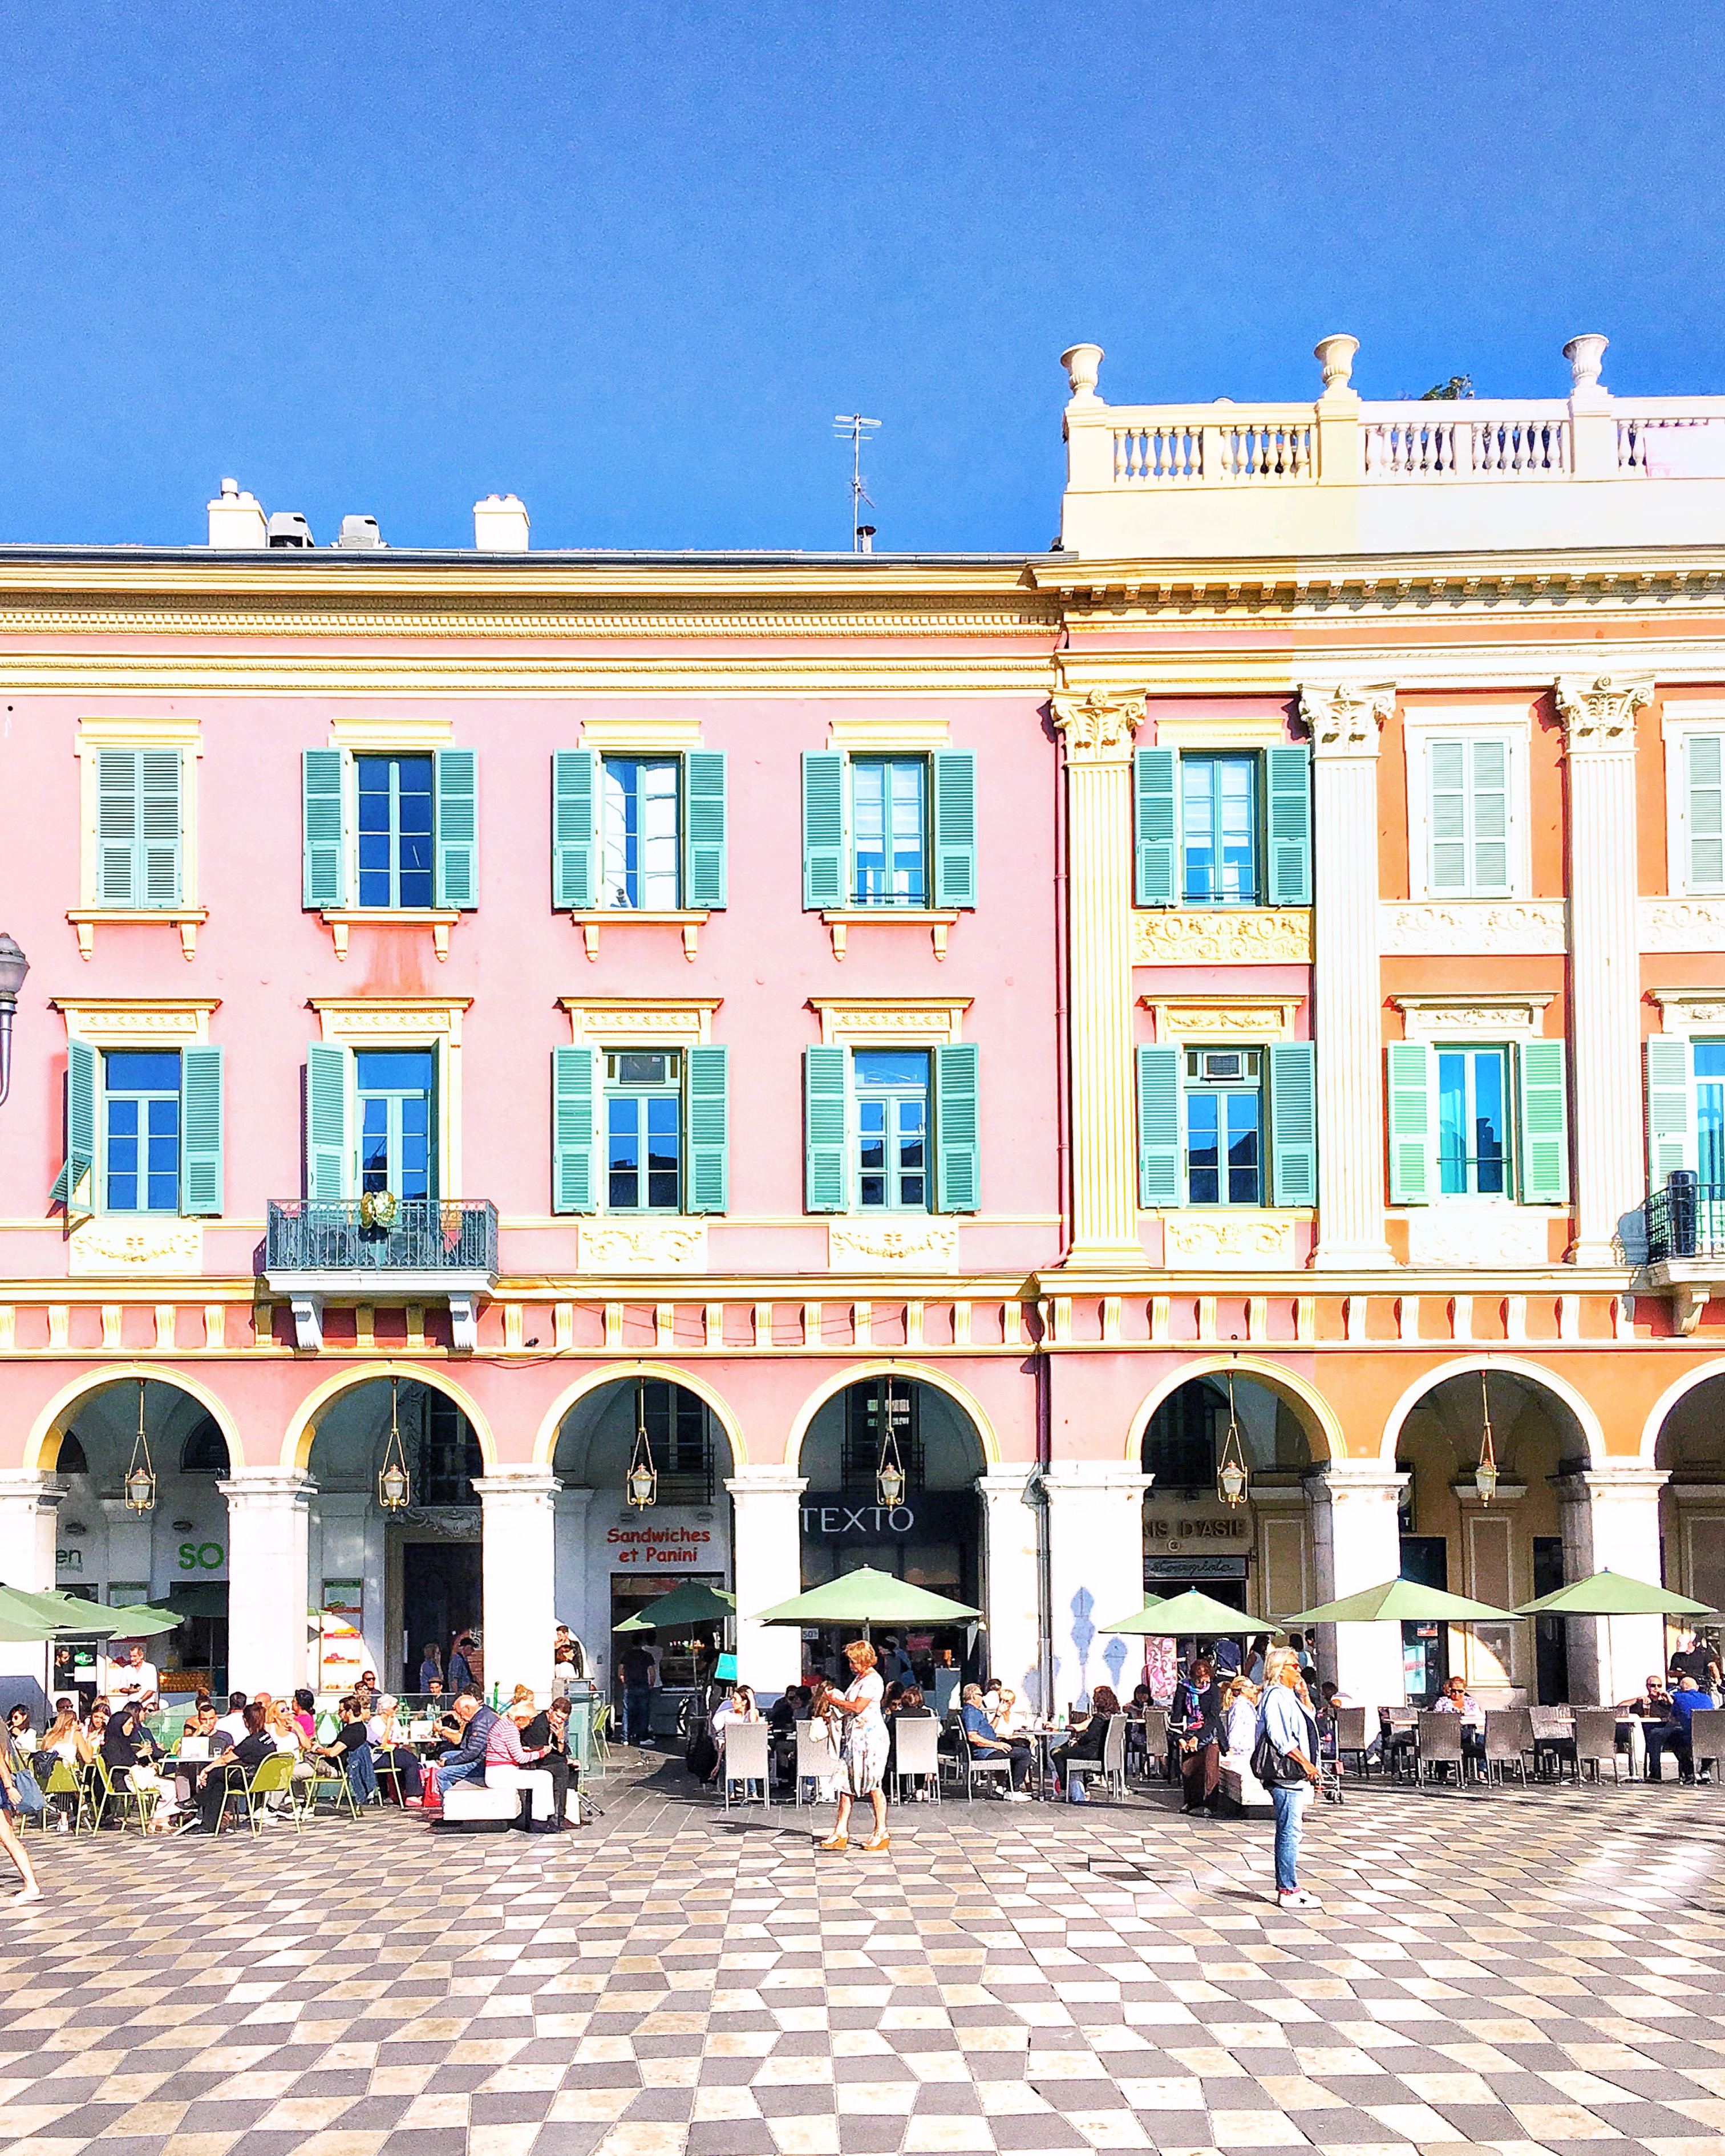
left=1635, top=1174, right=1725, bottom=1338
left=266, top=1199, right=499, bottom=1274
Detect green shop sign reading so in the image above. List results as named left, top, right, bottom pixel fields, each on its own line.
left=177, top=1540, right=225, bottom=1571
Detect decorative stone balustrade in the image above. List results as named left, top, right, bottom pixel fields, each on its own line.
left=1059, top=334, right=1725, bottom=558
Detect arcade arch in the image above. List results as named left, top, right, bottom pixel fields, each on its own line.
left=1646, top=1366, right=1725, bottom=1626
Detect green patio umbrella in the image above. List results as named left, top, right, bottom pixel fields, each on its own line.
left=0, top=1582, right=64, bottom=1643
left=1282, top=1579, right=1522, bottom=1627
left=614, top=1582, right=737, bottom=1634
left=1098, top=1588, right=1274, bottom=1638
left=1514, top=1569, right=1714, bottom=1619
left=98, top=1604, right=184, bottom=1638
left=26, top=1587, right=179, bottom=1636
left=751, top=1566, right=979, bottom=1635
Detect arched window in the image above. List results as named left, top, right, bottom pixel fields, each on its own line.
left=408, top=1387, right=485, bottom=1507
left=180, top=1420, right=230, bottom=1474
left=1142, top=1381, right=1229, bottom=1494
left=56, top=1433, right=90, bottom=1477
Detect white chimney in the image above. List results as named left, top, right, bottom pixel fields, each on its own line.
left=474, top=493, right=531, bottom=550
left=206, top=477, right=267, bottom=549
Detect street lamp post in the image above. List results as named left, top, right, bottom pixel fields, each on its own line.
left=0, top=934, right=29, bottom=1108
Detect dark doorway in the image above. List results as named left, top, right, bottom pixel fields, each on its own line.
left=402, top=1542, right=481, bottom=1696
left=1399, top=1534, right=1449, bottom=1703
left=1533, top=1535, right=1569, bottom=1704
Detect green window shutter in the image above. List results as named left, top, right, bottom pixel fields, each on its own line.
left=95, top=749, right=140, bottom=906
left=302, top=749, right=349, bottom=909
left=1133, top=749, right=1177, bottom=906
left=1136, top=1047, right=1181, bottom=1207
left=551, top=1046, right=597, bottom=1214
left=1428, top=740, right=1468, bottom=892
left=434, top=748, right=478, bottom=910
left=932, top=749, right=977, bottom=909
left=1470, top=739, right=1509, bottom=893
left=802, top=753, right=846, bottom=910
left=1264, top=746, right=1311, bottom=906
left=934, top=1043, right=980, bottom=1213
left=1387, top=1041, right=1432, bottom=1205
left=50, top=1038, right=98, bottom=1211
left=552, top=749, right=598, bottom=910
left=804, top=1045, right=848, bottom=1212
left=1687, top=735, right=1724, bottom=889
left=686, top=1044, right=729, bottom=1212
left=138, top=749, right=183, bottom=908
left=683, top=752, right=728, bottom=910
left=1646, top=1036, right=1694, bottom=1187
left=180, top=1045, right=224, bottom=1216
left=1268, top=1041, right=1317, bottom=1206
left=306, top=1041, right=349, bottom=1202
left=1516, top=1040, right=1569, bottom=1205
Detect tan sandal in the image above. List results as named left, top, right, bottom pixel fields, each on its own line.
left=861, top=1833, right=892, bottom=1853
left=816, top=1833, right=848, bottom=1852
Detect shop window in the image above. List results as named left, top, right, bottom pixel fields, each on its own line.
left=639, top=1381, right=715, bottom=1505
left=841, top=1380, right=925, bottom=1493
left=179, top=1421, right=229, bottom=1474
left=407, top=1388, right=484, bottom=1507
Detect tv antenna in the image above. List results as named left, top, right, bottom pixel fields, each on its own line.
left=833, top=414, right=880, bottom=552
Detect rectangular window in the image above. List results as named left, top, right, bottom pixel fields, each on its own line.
left=851, top=757, right=928, bottom=907
left=1181, top=755, right=1258, bottom=905
left=855, top=1049, right=929, bottom=1210
left=104, top=1051, right=181, bottom=1213
left=605, top=1049, right=683, bottom=1211
left=1698, top=1041, right=1725, bottom=1190
left=357, top=755, right=436, bottom=909
left=1427, top=737, right=1511, bottom=896
left=1183, top=1049, right=1262, bottom=1205
left=1436, top=1047, right=1510, bottom=1196
left=1686, top=735, right=1724, bottom=891
left=356, top=1048, right=436, bottom=1201
left=601, top=757, right=682, bottom=910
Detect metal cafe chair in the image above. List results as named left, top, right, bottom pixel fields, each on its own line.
left=892, top=1715, right=941, bottom=1804
left=32, top=1757, right=92, bottom=1834
left=795, top=1721, right=839, bottom=1807
left=720, top=1721, right=771, bottom=1813
left=1333, top=1706, right=1373, bottom=1777
left=1380, top=1709, right=1420, bottom=1781
left=215, top=1750, right=299, bottom=1837
left=1529, top=1705, right=1577, bottom=1782
left=1483, top=1707, right=1535, bottom=1789
left=1687, top=1707, right=1724, bottom=1786
left=1573, top=1707, right=1626, bottom=1784
left=1067, top=1715, right=1127, bottom=1804
left=1415, top=1711, right=1467, bottom=1787
left=90, top=1752, right=160, bottom=1833
left=1136, top=1707, right=1171, bottom=1782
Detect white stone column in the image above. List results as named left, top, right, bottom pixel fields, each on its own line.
left=1556, top=675, right=1654, bottom=1265
left=0, top=1473, right=63, bottom=1707
left=727, top=1466, right=807, bottom=1699
left=1302, top=682, right=1397, bottom=1267
left=552, top=1482, right=597, bottom=1683
left=473, top=1469, right=560, bottom=1704
left=1050, top=687, right=1148, bottom=1269
left=1046, top=1463, right=1153, bottom=1711
left=1307, top=1462, right=1409, bottom=1707
left=977, top=1468, right=1044, bottom=1713
left=219, top=1472, right=314, bottom=1697
left=1557, top=1465, right=1668, bottom=1704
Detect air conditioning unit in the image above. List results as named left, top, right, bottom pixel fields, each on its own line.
left=1197, top=1050, right=1246, bottom=1083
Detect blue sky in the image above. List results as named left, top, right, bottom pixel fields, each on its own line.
left=1, top=3, right=1718, bottom=553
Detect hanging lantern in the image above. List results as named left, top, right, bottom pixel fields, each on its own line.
left=876, top=1379, right=907, bottom=1509
left=626, top=1378, right=658, bottom=1511
left=1216, top=1365, right=1250, bottom=1508
left=124, top=1379, right=156, bottom=1514
left=378, top=1378, right=412, bottom=1513
left=1474, top=1369, right=1499, bottom=1504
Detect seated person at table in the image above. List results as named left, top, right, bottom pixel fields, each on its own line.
left=708, top=1684, right=763, bottom=1789
left=180, top=1701, right=276, bottom=1834
left=959, top=1684, right=1031, bottom=1797
left=366, top=1695, right=424, bottom=1803
left=1050, top=1684, right=1119, bottom=1802
left=7, top=1705, right=36, bottom=1755
left=1430, top=1673, right=1486, bottom=1769
left=767, top=1688, right=802, bottom=1737
left=1616, top=1675, right=1674, bottom=1718
left=180, top=1693, right=215, bottom=1739
left=521, top=1697, right=577, bottom=1825
left=1647, top=1675, right=1707, bottom=1784
left=313, top=1697, right=379, bottom=1802
left=102, top=1701, right=168, bottom=1805
left=431, top=1689, right=497, bottom=1799
left=291, top=1689, right=317, bottom=1745
left=213, top=1692, right=249, bottom=1745
left=1669, top=1634, right=1722, bottom=1695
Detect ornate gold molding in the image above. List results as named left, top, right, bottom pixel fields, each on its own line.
left=808, top=997, right=971, bottom=1045
left=1132, top=909, right=1312, bottom=965
left=1556, top=673, right=1654, bottom=752
left=827, top=1219, right=961, bottom=1272
left=67, top=1218, right=205, bottom=1279
left=1051, top=686, right=1143, bottom=765
left=1392, top=994, right=1553, bottom=1040
left=1145, top=997, right=1302, bottom=1040
left=577, top=1221, right=708, bottom=1272
left=1161, top=1215, right=1299, bottom=1265
left=560, top=998, right=722, bottom=1045
left=54, top=998, right=221, bottom=1045
left=1380, top=899, right=1566, bottom=955
left=1299, top=680, right=1396, bottom=757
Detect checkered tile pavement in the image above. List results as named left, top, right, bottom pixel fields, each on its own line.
left=2, top=1757, right=1724, bottom=2156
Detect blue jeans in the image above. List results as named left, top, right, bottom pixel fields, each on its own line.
left=624, top=1686, right=651, bottom=1746
left=1271, top=1781, right=1306, bottom=1893
left=435, top=1753, right=484, bottom=1798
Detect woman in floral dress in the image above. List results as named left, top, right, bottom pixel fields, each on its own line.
left=818, top=1640, right=890, bottom=1853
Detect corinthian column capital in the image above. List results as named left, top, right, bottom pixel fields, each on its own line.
left=1050, top=687, right=1143, bottom=767
left=1299, top=680, right=1396, bottom=757
left=1556, top=673, right=1654, bottom=755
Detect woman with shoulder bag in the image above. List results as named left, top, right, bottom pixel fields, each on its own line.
left=0, top=1732, right=43, bottom=1899
left=1254, top=1649, right=1322, bottom=1910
